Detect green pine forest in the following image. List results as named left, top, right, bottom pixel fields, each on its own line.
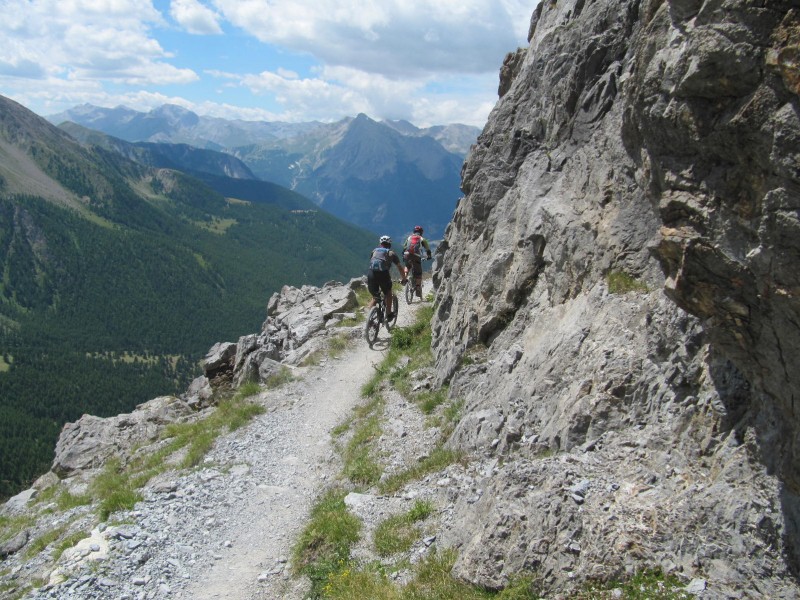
left=0, top=149, right=375, bottom=499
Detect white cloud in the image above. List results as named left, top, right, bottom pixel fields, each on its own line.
left=0, top=0, right=532, bottom=126
left=0, top=0, right=190, bottom=84
left=170, top=0, right=223, bottom=35
left=211, top=63, right=496, bottom=127
left=212, top=0, right=530, bottom=78
left=239, top=69, right=373, bottom=120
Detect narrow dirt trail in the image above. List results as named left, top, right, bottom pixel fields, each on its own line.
left=180, top=290, right=426, bottom=600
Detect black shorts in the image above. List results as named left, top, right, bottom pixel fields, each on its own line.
left=367, top=269, right=392, bottom=299
left=404, top=253, right=423, bottom=277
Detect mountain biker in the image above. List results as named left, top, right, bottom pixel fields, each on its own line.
left=403, top=225, right=432, bottom=299
left=367, top=235, right=408, bottom=321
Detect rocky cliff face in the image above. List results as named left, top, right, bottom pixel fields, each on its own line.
left=431, top=0, right=800, bottom=595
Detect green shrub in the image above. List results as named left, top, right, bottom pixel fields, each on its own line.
left=24, top=525, right=68, bottom=558
left=92, top=459, right=142, bottom=520
left=292, top=487, right=362, bottom=597
left=328, top=334, right=349, bottom=358
left=576, top=569, right=687, bottom=599
left=606, top=270, right=648, bottom=294
left=379, top=446, right=464, bottom=494
left=265, top=366, right=295, bottom=389
left=374, top=500, right=434, bottom=556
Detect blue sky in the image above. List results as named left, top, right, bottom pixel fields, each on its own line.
left=0, top=0, right=532, bottom=128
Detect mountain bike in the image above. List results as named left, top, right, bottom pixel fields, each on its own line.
left=404, top=257, right=429, bottom=304
left=365, top=285, right=399, bottom=347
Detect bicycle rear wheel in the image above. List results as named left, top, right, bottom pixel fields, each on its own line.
left=365, top=306, right=381, bottom=346
left=405, top=280, right=414, bottom=304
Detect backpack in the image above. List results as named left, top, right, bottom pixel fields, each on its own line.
left=370, top=247, right=391, bottom=271
left=407, top=234, right=422, bottom=256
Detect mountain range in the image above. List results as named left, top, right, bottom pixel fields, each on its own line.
left=0, top=93, right=376, bottom=497
left=47, top=104, right=480, bottom=241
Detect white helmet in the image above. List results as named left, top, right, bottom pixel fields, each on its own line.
left=379, top=235, right=391, bottom=244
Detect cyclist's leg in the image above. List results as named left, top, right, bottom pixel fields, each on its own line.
left=367, top=270, right=380, bottom=308
left=378, top=271, right=393, bottom=316
left=412, top=257, right=423, bottom=297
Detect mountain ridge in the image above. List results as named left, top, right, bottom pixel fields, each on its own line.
left=48, top=104, right=477, bottom=239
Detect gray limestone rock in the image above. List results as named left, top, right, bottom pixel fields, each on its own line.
left=431, top=0, right=800, bottom=596
left=51, top=396, right=193, bottom=477
left=0, top=529, right=29, bottom=559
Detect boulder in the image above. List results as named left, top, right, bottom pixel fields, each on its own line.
left=51, top=396, right=193, bottom=477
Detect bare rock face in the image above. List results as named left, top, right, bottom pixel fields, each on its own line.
left=181, top=278, right=364, bottom=405
left=432, top=0, right=800, bottom=596
left=51, top=396, right=193, bottom=477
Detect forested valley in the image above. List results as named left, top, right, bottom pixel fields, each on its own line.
left=0, top=159, right=374, bottom=499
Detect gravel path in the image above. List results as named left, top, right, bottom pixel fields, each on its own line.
left=28, top=292, right=427, bottom=600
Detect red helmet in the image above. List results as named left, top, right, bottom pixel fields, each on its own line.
left=413, top=225, right=423, bottom=233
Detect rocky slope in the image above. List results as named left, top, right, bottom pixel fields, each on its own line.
left=430, top=0, right=800, bottom=596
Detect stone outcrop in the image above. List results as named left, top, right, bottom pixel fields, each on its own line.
left=183, top=278, right=363, bottom=405
left=432, top=0, right=800, bottom=596
left=51, top=396, right=194, bottom=477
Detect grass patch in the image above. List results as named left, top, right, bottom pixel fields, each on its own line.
left=237, top=380, right=261, bottom=398
left=379, top=446, right=464, bottom=495
left=354, top=286, right=374, bottom=307
left=52, top=530, right=90, bottom=561
left=160, top=386, right=265, bottom=470
left=301, top=335, right=351, bottom=366
left=34, top=482, right=92, bottom=512
left=341, top=397, right=385, bottom=487
left=24, top=524, right=69, bottom=559
left=330, top=421, right=351, bottom=438
left=606, top=270, right=648, bottom=294
left=399, top=548, right=495, bottom=599
left=320, top=549, right=521, bottom=600
left=337, top=313, right=365, bottom=327
left=374, top=500, right=434, bottom=556
left=292, top=487, right=362, bottom=598
left=92, top=459, right=143, bottom=521
left=265, top=366, right=295, bottom=389
left=56, top=490, right=92, bottom=511
left=0, top=515, right=34, bottom=544
left=576, top=569, right=688, bottom=599
left=300, top=349, right=325, bottom=367
left=416, top=388, right=448, bottom=415
left=294, top=296, right=493, bottom=599
left=328, top=334, right=350, bottom=359
left=441, top=399, right=463, bottom=432
left=88, top=383, right=266, bottom=520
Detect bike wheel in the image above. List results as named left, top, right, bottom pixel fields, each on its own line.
left=365, top=306, right=381, bottom=346
left=405, top=280, right=414, bottom=304
left=387, top=294, right=399, bottom=329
